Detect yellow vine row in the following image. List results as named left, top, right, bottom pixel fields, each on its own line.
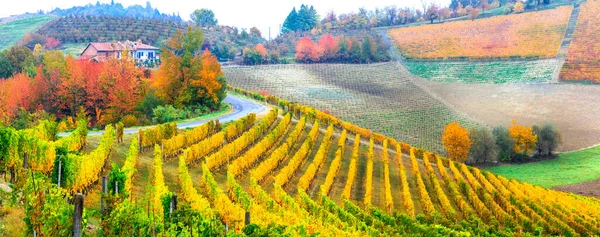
left=228, top=113, right=291, bottom=177
left=341, top=134, right=361, bottom=200
left=251, top=117, right=306, bottom=182
left=297, top=124, right=334, bottom=191
left=273, top=120, right=320, bottom=187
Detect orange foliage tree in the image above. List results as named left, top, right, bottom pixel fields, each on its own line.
left=509, top=120, right=538, bottom=155
left=154, top=26, right=226, bottom=109
left=442, top=122, right=472, bottom=163
left=101, top=51, right=143, bottom=123
left=255, top=44, right=267, bottom=57
left=295, top=37, right=320, bottom=62
left=318, top=34, right=339, bottom=61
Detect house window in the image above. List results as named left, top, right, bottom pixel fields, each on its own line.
left=148, top=52, right=154, bottom=59
left=137, top=52, right=143, bottom=58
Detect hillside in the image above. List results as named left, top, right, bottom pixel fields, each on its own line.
left=388, top=6, right=572, bottom=60
left=224, top=63, right=480, bottom=153
left=0, top=15, right=54, bottom=50
left=36, top=15, right=185, bottom=45
left=560, top=0, right=600, bottom=82
left=27, top=89, right=600, bottom=236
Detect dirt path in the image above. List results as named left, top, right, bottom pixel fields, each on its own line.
left=553, top=180, right=600, bottom=198
left=553, top=5, right=581, bottom=82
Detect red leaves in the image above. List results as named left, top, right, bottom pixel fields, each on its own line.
left=295, top=37, right=320, bottom=62
left=255, top=44, right=267, bottom=57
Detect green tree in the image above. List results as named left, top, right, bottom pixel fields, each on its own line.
left=492, top=126, right=515, bottom=161
left=533, top=124, right=561, bottom=156
left=0, top=51, right=14, bottom=79
left=468, top=127, right=497, bottom=164
left=282, top=7, right=299, bottom=32
left=190, top=9, right=218, bottom=26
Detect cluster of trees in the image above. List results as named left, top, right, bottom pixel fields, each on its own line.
left=190, top=9, right=218, bottom=27
left=295, top=34, right=389, bottom=63
left=282, top=5, right=319, bottom=33
left=49, top=0, right=182, bottom=22
left=0, top=26, right=227, bottom=128
left=36, top=14, right=186, bottom=45
left=242, top=44, right=282, bottom=65
left=19, top=33, right=61, bottom=51
left=442, top=120, right=561, bottom=164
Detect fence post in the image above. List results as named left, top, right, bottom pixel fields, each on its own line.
left=170, top=194, right=178, bottom=216
left=57, top=160, right=62, bottom=188
left=101, top=176, right=107, bottom=214
left=115, top=181, right=118, bottom=195
left=23, top=152, right=28, bottom=169
left=73, top=193, right=84, bottom=237
left=245, top=211, right=251, bottom=225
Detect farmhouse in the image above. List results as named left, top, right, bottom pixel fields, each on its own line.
left=80, top=40, right=159, bottom=62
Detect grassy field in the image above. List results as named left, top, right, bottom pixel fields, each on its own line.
left=0, top=15, right=54, bottom=51
left=404, top=59, right=556, bottom=84
left=59, top=43, right=88, bottom=56
left=224, top=62, right=480, bottom=153
left=485, top=145, right=600, bottom=188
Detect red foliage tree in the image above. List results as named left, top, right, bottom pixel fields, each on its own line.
left=318, top=34, right=339, bottom=61
left=255, top=44, right=267, bottom=57
left=45, top=37, right=62, bottom=49
left=295, top=37, right=321, bottom=62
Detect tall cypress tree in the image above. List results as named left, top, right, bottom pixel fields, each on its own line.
left=282, top=7, right=298, bottom=33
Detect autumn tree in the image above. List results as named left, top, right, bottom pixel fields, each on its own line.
left=155, top=26, right=226, bottom=110
left=513, top=1, right=525, bottom=13
left=318, top=34, right=339, bottom=61
left=101, top=50, right=143, bottom=123
left=295, top=37, right=320, bottom=62
left=425, top=3, right=440, bottom=23
left=249, top=27, right=261, bottom=38
left=509, top=120, right=537, bottom=157
left=442, top=122, right=472, bottom=163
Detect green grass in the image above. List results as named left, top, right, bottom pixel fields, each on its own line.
left=0, top=15, right=54, bottom=51
left=404, top=59, right=556, bottom=84
left=59, top=43, right=88, bottom=56
left=485, top=145, right=600, bottom=188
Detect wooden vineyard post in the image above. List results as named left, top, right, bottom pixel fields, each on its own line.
left=101, top=176, right=107, bottom=214
left=245, top=211, right=251, bottom=225
left=170, top=194, right=178, bottom=217
left=57, top=160, right=62, bottom=188
left=73, top=193, right=84, bottom=237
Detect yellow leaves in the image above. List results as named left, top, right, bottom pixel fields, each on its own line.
left=274, top=121, right=320, bottom=187
left=363, top=137, right=374, bottom=207
left=70, top=124, right=116, bottom=194
left=513, top=1, right=525, bottom=13
left=410, top=148, right=436, bottom=216
left=151, top=144, right=169, bottom=216
left=389, top=6, right=571, bottom=59
left=140, top=122, right=178, bottom=148
left=177, top=156, right=213, bottom=217
left=251, top=116, right=305, bottom=182
left=320, top=129, right=346, bottom=195
left=342, top=134, right=360, bottom=200
left=442, top=122, right=472, bottom=163
left=184, top=131, right=225, bottom=165
left=509, top=120, right=538, bottom=154
left=397, top=144, right=414, bottom=217
left=298, top=124, right=334, bottom=191
left=163, top=120, right=214, bottom=158
left=205, top=109, right=277, bottom=170
left=229, top=113, right=291, bottom=177
left=122, top=137, right=138, bottom=196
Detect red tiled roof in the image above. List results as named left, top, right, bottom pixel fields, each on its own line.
left=89, top=41, right=158, bottom=52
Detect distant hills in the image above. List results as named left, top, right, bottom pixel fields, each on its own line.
left=49, top=1, right=182, bottom=22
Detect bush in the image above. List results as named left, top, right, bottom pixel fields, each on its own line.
left=121, top=114, right=140, bottom=127
left=152, top=105, right=187, bottom=124
left=492, top=126, right=515, bottom=162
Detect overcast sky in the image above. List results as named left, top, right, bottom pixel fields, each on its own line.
left=2, top=0, right=451, bottom=39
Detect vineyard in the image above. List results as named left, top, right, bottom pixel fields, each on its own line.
left=0, top=15, right=54, bottom=50
left=560, top=0, right=600, bottom=82
left=36, top=15, right=186, bottom=45
left=223, top=62, right=479, bottom=153
left=12, top=87, right=600, bottom=236
left=388, top=6, right=572, bottom=60
left=404, top=59, right=557, bottom=84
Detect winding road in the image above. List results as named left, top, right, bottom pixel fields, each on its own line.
left=58, top=94, right=267, bottom=136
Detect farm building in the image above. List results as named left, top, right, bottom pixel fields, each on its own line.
left=80, top=40, right=159, bottom=62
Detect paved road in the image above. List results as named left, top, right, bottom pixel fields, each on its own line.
left=58, top=94, right=267, bottom=136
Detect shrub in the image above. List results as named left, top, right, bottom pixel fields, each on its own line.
left=121, top=114, right=140, bottom=127
left=152, top=105, right=187, bottom=124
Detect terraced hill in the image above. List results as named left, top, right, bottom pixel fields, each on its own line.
left=0, top=15, right=54, bottom=50
left=80, top=89, right=600, bottom=235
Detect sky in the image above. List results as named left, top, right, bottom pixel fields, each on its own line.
left=2, top=0, right=451, bottom=39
